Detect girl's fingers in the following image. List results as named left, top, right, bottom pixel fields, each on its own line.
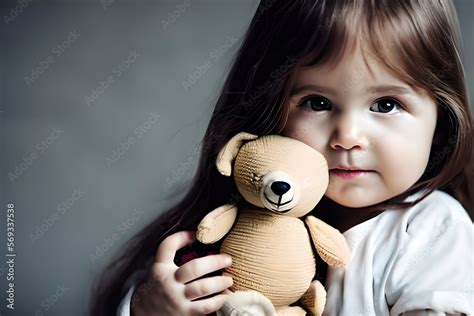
left=155, top=231, right=195, bottom=263
left=189, top=293, right=229, bottom=315
left=184, top=276, right=233, bottom=301
left=174, top=254, right=232, bottom=284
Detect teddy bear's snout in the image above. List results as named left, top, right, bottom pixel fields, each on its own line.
left=259, top=171, right=299, bottom=213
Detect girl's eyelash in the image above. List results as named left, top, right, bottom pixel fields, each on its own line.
left=372, top=96, right=406, bottom=112
left=296, top=94, right=332, bottom=111
left=296, top=94, right=407, bottom=112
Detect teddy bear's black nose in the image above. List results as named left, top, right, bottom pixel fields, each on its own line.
left=271, top=181, right=291, bottom=195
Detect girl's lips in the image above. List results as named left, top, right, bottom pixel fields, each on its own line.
left=329, top=169, right=373, bottom=179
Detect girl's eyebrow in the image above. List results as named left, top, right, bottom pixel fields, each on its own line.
left=289, top=84, right=415, bottom=97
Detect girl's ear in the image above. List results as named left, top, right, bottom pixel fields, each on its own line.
left=216, top=132, right=258, bottom=176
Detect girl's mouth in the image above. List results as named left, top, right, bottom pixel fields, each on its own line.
left=329, top=169, right=373, bottom=179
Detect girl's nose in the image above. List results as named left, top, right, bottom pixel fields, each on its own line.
left=329, top=112, right=369, bottom=150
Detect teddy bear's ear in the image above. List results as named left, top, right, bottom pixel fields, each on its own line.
left=216, top=132, right=258, bottom=176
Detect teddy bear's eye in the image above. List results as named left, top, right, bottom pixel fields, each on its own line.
left=250, top=173, right=262, bottom=193
left=251, top=172, right=262, bottom=183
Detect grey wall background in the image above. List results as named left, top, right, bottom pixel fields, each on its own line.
left=0, top=0, right=472, bottom=315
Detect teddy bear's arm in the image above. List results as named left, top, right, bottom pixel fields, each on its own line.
left=196, top=204, right=238, bottom=244
left=305, top=215, right=351, bottom=268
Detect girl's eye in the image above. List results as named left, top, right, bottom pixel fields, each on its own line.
left=297, top=95, right=332, bottom=111
left=370, top=98, right=403, bottom=114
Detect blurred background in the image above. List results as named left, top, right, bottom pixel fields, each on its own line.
left=0, top=0, right=472, bottom=315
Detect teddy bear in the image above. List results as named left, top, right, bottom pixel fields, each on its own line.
left=196, top=132, right=351, bottom=316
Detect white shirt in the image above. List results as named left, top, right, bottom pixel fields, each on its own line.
left=117, top=190, right=474, bottom=316
left=117, top=268, right=145, bottom=316
left=324, top=190, right=473, bottom=315
left=117, top=283, right=136, bottom=316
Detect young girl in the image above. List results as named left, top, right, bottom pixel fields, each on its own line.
left=90, top=0, right=473, bottom=315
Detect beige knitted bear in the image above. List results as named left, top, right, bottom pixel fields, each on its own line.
left=196, top=132, right=351, bottom=316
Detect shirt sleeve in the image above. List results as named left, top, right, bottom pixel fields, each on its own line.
left=116, top=284, right=136, bottom=316
left=385, top=211, right=474, bottom=316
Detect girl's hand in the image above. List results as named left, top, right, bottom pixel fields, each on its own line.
left=131, top=230, right=233, bottom=316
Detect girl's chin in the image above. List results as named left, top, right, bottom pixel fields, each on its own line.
left=325, top=193, right=382, bottom=208
left=333, top=200, right=373, bottom=208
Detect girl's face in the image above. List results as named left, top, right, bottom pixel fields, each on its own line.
left=282, top=44, right=438, bottom=208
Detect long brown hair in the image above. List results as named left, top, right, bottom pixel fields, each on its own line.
left=90, top=0, right=473, bottom=314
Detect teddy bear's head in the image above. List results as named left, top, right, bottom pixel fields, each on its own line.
left=216, top=132, right=328, bottom=217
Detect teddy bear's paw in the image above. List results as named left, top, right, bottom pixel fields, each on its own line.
left=299, top=280, right=326, bottom=316
left=216, top=290, right=277, bottom=316
left=196, top=204, right=238, bottom=244
left=275, top=305, right=307, bottom=316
